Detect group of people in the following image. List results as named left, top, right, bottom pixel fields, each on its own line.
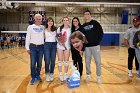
left=0, top=34, right=25, bottom=49
left=25, top=10, right=104, bottom=85
left=124, top=17, right=140, bottom=79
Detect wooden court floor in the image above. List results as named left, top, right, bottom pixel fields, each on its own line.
left=0, top=46, right=140, bottom=93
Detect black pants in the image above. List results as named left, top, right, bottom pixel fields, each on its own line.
left=128, top=48, right=139, bottom=70
left=71, top=47, right=83, bottom=76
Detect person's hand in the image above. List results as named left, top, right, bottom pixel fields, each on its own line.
left=27, top=50, right=30, bottom=55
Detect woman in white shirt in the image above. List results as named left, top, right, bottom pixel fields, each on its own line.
left=44, top=17, right=57, bottom=82
left=57, top=17, right=71, bottom=81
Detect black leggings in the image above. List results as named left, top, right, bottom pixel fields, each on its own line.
left=71, top=47, right=83, bottom=76
left=128, top=48, right=139, bottom=70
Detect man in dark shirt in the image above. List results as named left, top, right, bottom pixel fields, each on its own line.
left=81, top=10, right=103, bottom=84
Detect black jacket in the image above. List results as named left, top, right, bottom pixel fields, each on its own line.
left=133, top=31, right=140, bottom=48
left=81, top=20, right=103, bottom=47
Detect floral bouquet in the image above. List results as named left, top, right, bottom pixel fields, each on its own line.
left=56, top=31, right=67, bottom=50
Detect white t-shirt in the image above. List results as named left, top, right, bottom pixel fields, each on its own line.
left=56, top=27, right=71, bottom=50
left=25, top=24, right=45, bottom=50
left=44, top=29, right=56, bottom=42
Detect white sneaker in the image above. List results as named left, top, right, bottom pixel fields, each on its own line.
left=97, top=76, right=102, bottom=84
left=136, top=70, right=139, bottom=75
left=50, top=74, right=54, bottom=81
left=59, top=73, right=63, bottom=81
left=64, top=73, right=68, bottom=81
left=86, top=75, right=90, bottom=82
left=46, top=74, right=50, bottom=82
left=128, top=70, right=133, bottom=77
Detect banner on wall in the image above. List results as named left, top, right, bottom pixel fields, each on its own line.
left=121, top=10, right=129, bottom=24
left=29, top=11, right=46, bottom=25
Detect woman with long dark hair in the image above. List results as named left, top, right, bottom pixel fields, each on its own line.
left=44, top=17, right=57, bottom=82
left=71, top=17, right=83, bottom=77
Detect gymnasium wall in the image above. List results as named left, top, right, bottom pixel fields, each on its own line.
left=0, top=6, right=139, bottom=46
left=0, top=7, right=138, bottom=31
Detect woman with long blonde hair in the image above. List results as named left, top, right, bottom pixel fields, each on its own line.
left=56, top=17, right=71, bottom=81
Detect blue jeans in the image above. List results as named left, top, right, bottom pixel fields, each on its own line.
left=44, top=42, right=57, bottom=74
left=29, top=44, right=44, bottom=78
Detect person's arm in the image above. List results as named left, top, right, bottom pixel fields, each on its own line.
left=25, top=26, right=31, bottom=54
left=124, top=39, right=130, bottom=48
left=56, top=27, right=60, bottom=43
left=123, top=29, right=131, bottom=48
left=56, top=27, right=63, bottom=46
left=96, top=21, right=103, bottom=43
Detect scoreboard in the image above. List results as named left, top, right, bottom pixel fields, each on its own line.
left=29, top=11, right=46, bottom=25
